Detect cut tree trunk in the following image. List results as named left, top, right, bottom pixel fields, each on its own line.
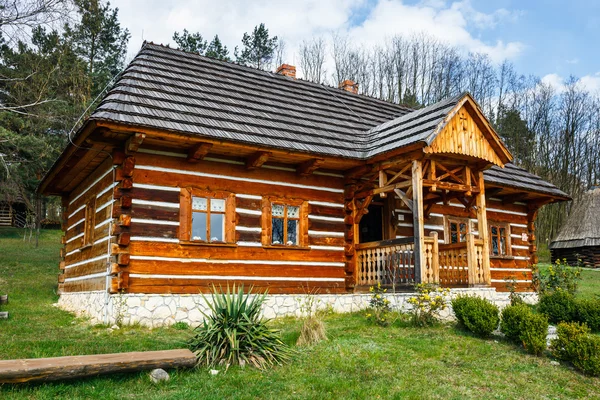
left=0, top=349, right=197, bottom=384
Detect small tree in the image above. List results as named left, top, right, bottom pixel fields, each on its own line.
left=235, top=23, right=278, bottom=70
left=172, top=29, right=207, bottom=55
left=205, top=35, right=230, bottom=61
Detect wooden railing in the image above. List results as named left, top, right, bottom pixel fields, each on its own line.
left=356, top=233, right=490, bottom=289
left=356, top=238, right=415, bottom=288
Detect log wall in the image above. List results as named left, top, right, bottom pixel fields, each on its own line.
left=59, top=158, right=115, bottom=293
left=117, top=148, right=347, bottom=295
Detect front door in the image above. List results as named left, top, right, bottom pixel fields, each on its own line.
left=359, top=203, right=383, bottom=243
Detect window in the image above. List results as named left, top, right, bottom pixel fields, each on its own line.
left=271, top=204, right=300, bottom=245
left=191, top=197, right=226, bottom=242
left=180, top=188, right=235, bottom=244
left=489, top=222, right=510, bottom=256
left=261, top=197, right=307, bottom=247
left=447, top=218, right=469, bottom=244
left=83, top=199, right=96, bottom=246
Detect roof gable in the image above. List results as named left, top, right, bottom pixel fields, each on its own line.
left=423, top=96, right=512, bottom=166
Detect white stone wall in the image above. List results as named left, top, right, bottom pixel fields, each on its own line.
left=57, top=288, right=538, bottom=327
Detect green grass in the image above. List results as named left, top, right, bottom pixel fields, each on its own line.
left=1, top=228, right=600, bottom=399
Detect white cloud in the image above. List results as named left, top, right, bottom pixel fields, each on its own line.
left=113, top=0, right=525, bottom=69
left=541, top=72, right=600, bottom=94
left=566, top=58, right=579, bottom=65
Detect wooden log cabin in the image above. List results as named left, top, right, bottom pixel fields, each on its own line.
left=550, top=186, right=600, bottom=268
left=39, top=43, right=570, bottom=313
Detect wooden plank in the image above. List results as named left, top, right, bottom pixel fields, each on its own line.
left=476, top=170, right=491, bottom=285
left=128, top=242, right=345, bottom=262
left=297, top=158, right=324, bottom=176
left=412, top=160, right=425, bottom=283
left=128, top=260, right=345, bottom=278
left=127, top=279, right=346, bottom=294
left=0, top=349, right=196, bottom=384
left=187, top=142, right=213, bottom=162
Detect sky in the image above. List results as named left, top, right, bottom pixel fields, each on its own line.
left=111, top=0, right=600, bottom=93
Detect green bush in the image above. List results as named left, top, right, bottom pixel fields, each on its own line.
left=519, top=312, right=549, bottom=355
left=551, top=322, right=590, bottom=361
left=538, top=291, right=578, bottom=324
left=577, top=298, right=600, bottom=332
left=501, top=304, right=548, bottom=355
left=189, top=285, right=294, bottom=369
left=568, top=335, right=600, bottom=376
left=500, top=304, right=532, bottom=343
left=532, top=259, right=581, bottom=295
left=451, top=295, right=499, bottom=337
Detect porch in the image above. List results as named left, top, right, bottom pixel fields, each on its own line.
left=355, top=234, right=489, bottom=291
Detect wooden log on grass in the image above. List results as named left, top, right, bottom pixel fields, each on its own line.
left=0, top=295, right=7, bottom=305
left=0, top=312, right=8, bottom=319
left=0, top=349, right=197, bottom=384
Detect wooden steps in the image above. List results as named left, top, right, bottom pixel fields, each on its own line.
left=0, top=349, right=197, bottom=384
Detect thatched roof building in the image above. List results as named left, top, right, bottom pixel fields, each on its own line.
left=550, top=187, right=600, bottom=267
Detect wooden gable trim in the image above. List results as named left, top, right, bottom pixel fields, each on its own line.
left=424, top=94, right=512, bottom=166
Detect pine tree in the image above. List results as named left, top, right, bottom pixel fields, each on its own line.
left=234, top=23, right=278, bottom=70
left=65, top=0, right=130, bottom=96
left=172, top=29, right=208, bottom=55
left=205, top=35, right=230, bottom=61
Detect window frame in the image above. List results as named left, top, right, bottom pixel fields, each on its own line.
left=445, top=217, right=470, bottom=244
left=261, top=197, right=308, bottom=248
left=488, top=221, right=511, bottom=257
left=179, top=188, right=236, bottom=245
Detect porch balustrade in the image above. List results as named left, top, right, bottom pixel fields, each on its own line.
left=356, top=232, right=490, bottom=289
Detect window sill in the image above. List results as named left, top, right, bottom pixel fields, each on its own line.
left=263, top=245, right=310, bottom=251
left=180, top=241, right=237, bottom=248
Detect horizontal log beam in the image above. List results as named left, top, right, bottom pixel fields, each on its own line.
left=422, top=179, right=479, bottom=193
left=0, top=349, right=196, bottom=384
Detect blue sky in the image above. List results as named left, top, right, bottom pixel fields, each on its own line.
left=113, top=0, right=600, bottom=91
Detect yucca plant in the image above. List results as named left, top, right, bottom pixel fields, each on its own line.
left=189, top=285, right=294, bottom=369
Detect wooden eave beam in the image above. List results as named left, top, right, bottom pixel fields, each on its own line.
left=187, top=142, right=213, bottom=163
left=125, top=132, right=146, bottom=154
left=355, top=180, right=411, bottom=199
left=422, top=179, right=479, bottom=193
left=245, top=151, right=271, bottom=170
left=297, top=158, right=324, bottom=176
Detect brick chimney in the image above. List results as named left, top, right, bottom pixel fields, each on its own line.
left=339, top=79, right=359, bottom=94
left=276, top=64, right=296, bottom=79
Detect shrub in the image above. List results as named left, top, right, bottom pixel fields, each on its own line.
left=519, top=312, right=549, bottom=355
left=189, top=285, right=294, bottom=369
left=551, top=322, right=590, bottom=361
left=500, top=304, right=532, bottom=343
left=532, top=259, right=581, bottom=295
left=568, top=335, right=600, bottom=376
left=451, top=295, right=499, bottom=337
left=366, top=283, right=392, bottom=327
left=501, top=303, right=548, bottom=355
left=538, top=290, right=578, bottom=324
left=577, top=298, right=600, bottom=332
left=407, top=283, right=449, bottom=327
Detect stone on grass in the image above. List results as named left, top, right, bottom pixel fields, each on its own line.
left=111, top=324, right=120, bottom=330
left=149, top=368, right=170, bottom=383
left=550, top=360, right=560, bottom=366
left=209, top=369, right=219, bottom=375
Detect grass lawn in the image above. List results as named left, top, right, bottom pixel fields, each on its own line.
left=1, top=228, right=599, bottom=399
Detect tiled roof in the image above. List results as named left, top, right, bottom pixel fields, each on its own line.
left=83, top=42, right=568, bottom=199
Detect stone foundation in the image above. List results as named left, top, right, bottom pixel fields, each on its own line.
left=57, top=288, right=538, bottom=327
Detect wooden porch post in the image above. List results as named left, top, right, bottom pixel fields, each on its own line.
left=475, top=171, right=491, bottom=285
left=412, top=160, right=425, bottom=283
